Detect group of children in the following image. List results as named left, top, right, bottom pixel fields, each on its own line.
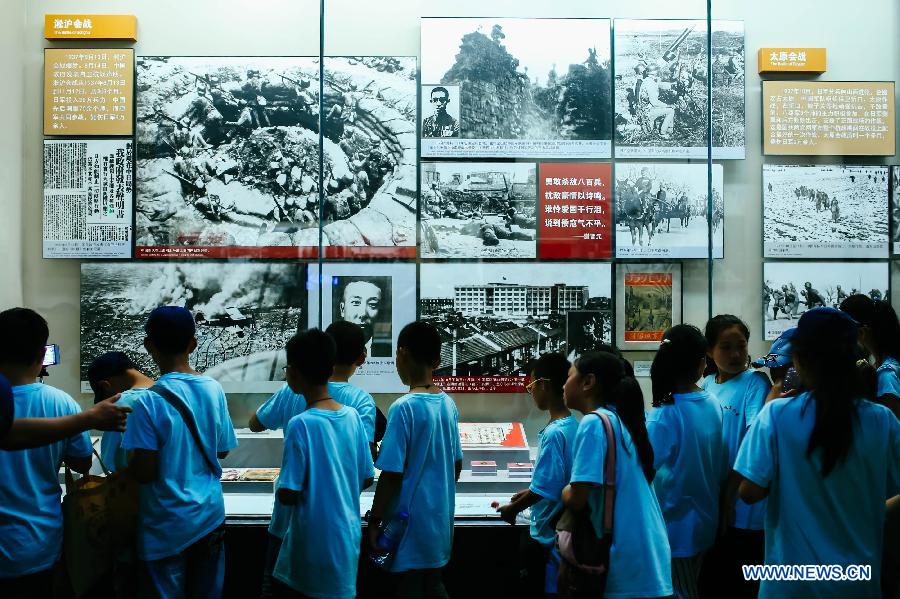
left=0, top=295, right=898, bottom=599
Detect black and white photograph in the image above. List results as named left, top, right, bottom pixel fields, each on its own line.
left=422, top=85, right=460, bottom=138
left=891, top=166, right=900, bottom=254
left=566, top=310, right=612, bottom=361
left=763, top=165, right=889, bottom=259
left=763, top=261, right=889, bottom=340
left=80, top=262, right=307, bottom=391
left=420, top=162, right=537, bottom=258
left=420, top=17, right=612, bottom=159
left=309, top=263, right=416, bottom=392
left=419, top=262, right=612, bottom=381
left=615, top=162, right=724, bottom=258
left=614, top=19, right=745, bottom=160
left=134, top=55, right=417, bottom=258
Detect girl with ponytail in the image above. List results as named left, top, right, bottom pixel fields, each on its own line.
left=561, top=350, right=673, bottom=599
left=840, top=295, right=900, bottom=417
left=647, top=325, right=727, bottom=599
left=734, top=308, right=900, bottom=598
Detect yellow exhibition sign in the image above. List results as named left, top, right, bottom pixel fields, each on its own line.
left=758, top=47, right=826, bottom=73
left=44, top=15, right=137, bottom=41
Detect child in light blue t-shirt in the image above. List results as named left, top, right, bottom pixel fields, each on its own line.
left=370, top=321, right=463, bottom=597
left=649, top=325, right=727, bottom=598
left=271, top=329, right=374, bottom=598
left=496, top=352, right=577, bottom=596
left=839, top=296, right=900, bottom=418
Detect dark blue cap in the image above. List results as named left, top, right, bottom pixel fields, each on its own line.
left=145, top=306, right=196, bottom=354
left=753, top=327, right=795, bottom=369
left=796, top=307, right=859, bottom=346
left=88, top=351, right=138, bottom=402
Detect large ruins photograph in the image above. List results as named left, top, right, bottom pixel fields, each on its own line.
left=134, top=56, right=417, bottom=259
left=420, top=18, right=612, bottom=159
left=614, top=20, right=745, bottom=159
left=420, top=162, right=537, bottom=258
left=80, top=262, right=307, bottom=389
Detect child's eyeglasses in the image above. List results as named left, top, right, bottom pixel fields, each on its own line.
left=525, top=378, right=549, bottom=394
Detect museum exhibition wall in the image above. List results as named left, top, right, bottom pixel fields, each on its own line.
left=5, top=0, right=900, bottom=461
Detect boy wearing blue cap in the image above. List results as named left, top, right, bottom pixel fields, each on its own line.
left=122, top=306, right=238, bottom=598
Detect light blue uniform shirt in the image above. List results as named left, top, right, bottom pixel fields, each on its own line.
left=702, top=369, right=771, bottom=530
left=273, top=407, right=374, bottom=599
left=0, top=384, right=92, bottom=577
left=328, top=382, right=376, bottom=443
left=529, top=415, right=578, bottom=547
left=647, top=391, right=726, bottom=557
left=876, top=356, right=900, bottom=400
left=99, top=389, right=142, bottom=472
left=375, top=392, right=463, bottom=573
left=256, top=383, right=307, bottom=431
left=734, top=393, right=900, bottom=599
left=121, top=372, right=238, bottom=561
left=570, top=408, right=673, bottom=599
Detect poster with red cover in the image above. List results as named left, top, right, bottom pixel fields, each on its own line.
left=538, top=162, right=612, bottom=259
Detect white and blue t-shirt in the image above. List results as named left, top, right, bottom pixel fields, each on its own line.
left=273, top=406, right=374, bottom=598
left=375, top=392, right=463, bottom=573
left=734, top=392, right=900, bottom=599
left=99, top=388, right=143, bottom=472
left=529, top=415, right=578, bottom=547
left=121, top=372, right=238, bottom=561
left=647, top=391, right=727, bottom=557
left=702, top=369, right=772, bottom=530
left=570, top=408, right=673, bottom=599
left=0, top=384, right=92, bottom=577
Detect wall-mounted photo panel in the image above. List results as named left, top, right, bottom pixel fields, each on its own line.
left=763, top=261, right=889, bottom=340
left=763, top=165, right=888, bottom=259
left=614, top=19, right=745, bottom=159
left=308, top=263, right=416, bottom=393
left=420, top=262, right=612, bottom=393
left=615, top=162, right=723, bottom=258
left=134, top=55, right=417, bottom=259
left=616, top=263, right=683, bottom=350
left=420, top=17, right=612, bottom=159
left=891, top=166, right=900, bottom=254
left=538, top=162, right=613, bottom=259
left=420, top=162, right=537, bottom=259
left=80, top=262, right=307, bottom=393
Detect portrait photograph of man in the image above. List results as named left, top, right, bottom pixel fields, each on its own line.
left=422, top=85, right=460, bottom=138
left=331, top=276, right=393, bottom=357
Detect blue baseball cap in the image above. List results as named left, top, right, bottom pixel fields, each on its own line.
left=795, top=306, right=859, bottom=346
left=145, top=306, right=196, bottom=353
left=753, top=327, right=795, bottom=368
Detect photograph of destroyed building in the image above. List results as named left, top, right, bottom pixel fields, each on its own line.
left=421, top=18, right=612, bottom=158
left=614, top=20, right=745, bottom=159
left=420, top=162, right=537, bottom=258
left=134, top=56, right=417, bottom=258
left=80, top=262, right=307, bottom=386
left=420, top=263, right=611, bottom=380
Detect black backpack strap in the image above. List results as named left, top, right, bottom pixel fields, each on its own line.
left=150, top=384, right=219, bottom=476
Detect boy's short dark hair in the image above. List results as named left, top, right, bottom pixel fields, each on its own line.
left=397, top=321, right=441, bottom=367
left=88, top=352, right=137, bottom=401
left=325, top=320, right=366, bottom=366
left=286, top=328, right=336, bottom=385
left=529, top=352, right=571, bottom=396
left=0, top=308, right=49, bottom=366
left=145, top=306, right=196, bottom=355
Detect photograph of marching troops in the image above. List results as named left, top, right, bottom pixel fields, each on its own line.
left=614, top=19, right=745, bottom=159
left=614, top=162, right=724, bottom=258
left=134, top=56, right=417, bottom=252
left=763, top=261, right=889, bottom=340
left=764, top=165, right=889, bottom=259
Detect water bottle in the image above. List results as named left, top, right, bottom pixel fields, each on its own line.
left=369, top=511, right=409, bottom=568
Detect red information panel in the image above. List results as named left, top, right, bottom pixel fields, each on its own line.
left=623, top=272, right=673, bottom=343
left=538, top=162, right=612, bottom=259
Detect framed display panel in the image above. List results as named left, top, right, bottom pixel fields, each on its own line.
left=616, top=263, right=683, bottom=350
left=80, top=262, right=308, bottom=393
left=420, top=17, right=612, bottom=159
left=307, top=262, right=416, bottom=393
left=614, top=162, right=723, bottom=259
left=762, top=261, right=889, bottom=340
left=762, top=81, right=896, bottom=156
left=538, top=162, right=613, bottom=259
left=892, top=166, right=900, bottom=255
left=420, top=262, right=612, bottom=393
left=763, top=165, right=888, bottom=259
left=613, top=19, right=745, bottom=160
left=134, top=55, right=417, bottom=260
left=420, top=161, right=538, bottom=259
